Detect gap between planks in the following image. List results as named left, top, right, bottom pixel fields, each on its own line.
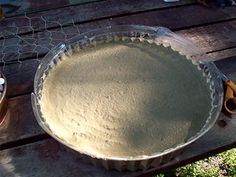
left=1, top=6, right=236, bottom=64
left=0, top=0, right=195, bottom=39
left=3, top=14, right=236, bottom=106
left=1, top=18, right=236, bottom=66
left=3, top=0, right=106, bottom=18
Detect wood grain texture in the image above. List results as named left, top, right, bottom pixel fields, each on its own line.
left=0, top=0, right=194, bottom=38
left=109, top=5, right=236, bottom=28
left=2, top=20, right=236, bottom=97
left=2, top=59, right=40, bottom=97
left=1, top=6, right=236, bottom=63
left=0, top=139, right=131, bottom=177
left=0, top=113, right=235, bottom=177
left=214, top=56, right=236, bottom=80
left=0, top=95, right=44, bottom=147
left=0, top=2, right=236, bottom=176
left=208, top=48, right=236, bottom=61
left=177, top=21, right=236, bottom=53
left=1, top=0, right=102, bottom=17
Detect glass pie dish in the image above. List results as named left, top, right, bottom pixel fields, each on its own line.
left=31, top=25, right=224, bottom=171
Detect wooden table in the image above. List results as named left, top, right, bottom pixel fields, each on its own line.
left=0, top=1, right=236, bottom=176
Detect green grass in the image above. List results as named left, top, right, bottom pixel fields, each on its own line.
left=218, top=148, right=236, bottom=176
left=153, top=148, right=236, bottom=177
left=176, top=159, right=220, bottom=177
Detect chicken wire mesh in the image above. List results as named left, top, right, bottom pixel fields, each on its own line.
left=0, top=12, right=82, bottom=70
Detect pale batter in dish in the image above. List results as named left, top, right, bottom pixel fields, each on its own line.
left=40, top=40, right=212, bottom=158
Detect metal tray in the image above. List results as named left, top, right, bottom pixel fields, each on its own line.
left=31, top=25, right=224, bottom=171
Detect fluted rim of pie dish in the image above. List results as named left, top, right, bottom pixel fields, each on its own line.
left=32, top=25, right=224, bottom=161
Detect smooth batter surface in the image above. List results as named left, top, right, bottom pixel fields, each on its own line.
left=40, top=41, right=212, bottom=158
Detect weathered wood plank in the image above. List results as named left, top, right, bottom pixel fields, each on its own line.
left=2, top=59, right=40, bottom=97
left=110, top=5, right=236, bottom=28
left=0, top=0, right=194, bottom=38
left=2, top=20, right=236, bottom=98
left=0, top=2, right=235, bottom=176
left=177, top=22, right=236, bottom=53
left=1, top=6, right=236, bottom=63
left=0, top=139, right=131, bottom=177
left=0, top=3, right=236, bottom=167
left=1, top=0, right=102, bottom=17
left=0, top=113, right=235, bottom=177
left=214, top=55, right=236, bottom=80
left=0, top=94, right=44, bottom=147
left=208, top=48, right=236, bottom=61
left=2, top=4, right=235, bottom=97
